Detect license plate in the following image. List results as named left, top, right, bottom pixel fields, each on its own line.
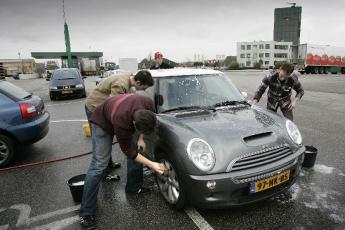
left=62, top=90, right=73, bottom=94
left=250, top=170, right=290, bottom=193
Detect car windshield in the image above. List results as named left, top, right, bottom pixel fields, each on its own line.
left=52, top=70, right=80, bottom=80
left=0, top=81, right=32, bottom=100
left=158, top=74, right=244, bottom=113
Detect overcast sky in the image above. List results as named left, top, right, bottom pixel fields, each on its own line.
left=1, top=0, right=344, bottom=63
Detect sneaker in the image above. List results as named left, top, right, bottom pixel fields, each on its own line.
left=126, top=187, right=151, bottom=195
left=80, top=215, right=96, bottom=229
left=107, top=161, right=121, bottom=169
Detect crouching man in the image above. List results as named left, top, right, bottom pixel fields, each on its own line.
left=80, top=93, right=166, bottom=229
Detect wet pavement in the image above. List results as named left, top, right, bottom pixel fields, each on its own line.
left=0, top=71, right=344, bottom=230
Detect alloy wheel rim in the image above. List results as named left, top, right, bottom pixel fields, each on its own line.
left=0, top=140, right=9, bottom=164
left=157, top=160, right=180, bottom=204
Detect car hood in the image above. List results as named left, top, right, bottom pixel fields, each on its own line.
left=158, top=106, right=296, bottom=173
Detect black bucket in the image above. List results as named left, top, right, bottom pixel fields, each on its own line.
left=302, top=146, right=318, bottom=168
left=67, top=174, right=86, bottom=203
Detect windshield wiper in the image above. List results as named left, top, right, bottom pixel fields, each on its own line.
left=57, top=77, right=76, bottom=80
left=162, top=105, right=215, bottom=113
left=213, top=100, right=250, bottom=107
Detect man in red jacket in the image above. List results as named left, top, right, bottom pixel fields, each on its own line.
left=80, top=94, right=166, bottom=229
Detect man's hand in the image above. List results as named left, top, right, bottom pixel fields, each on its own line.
left=251, top=99, right=258, bottom=108
left=288, top=97, right=300, bottom=111
left=149, top=162, right=166, bottom=175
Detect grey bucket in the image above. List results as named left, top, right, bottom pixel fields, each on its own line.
left=302, top=146, right=317, bottom=168
left=67, top=174, right=86, bottom=203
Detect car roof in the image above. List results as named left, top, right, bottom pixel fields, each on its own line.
left=148, top=68, right=222, bottom=78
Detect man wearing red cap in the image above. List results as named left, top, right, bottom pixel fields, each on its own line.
left=150, top=51, right=174, bottom=69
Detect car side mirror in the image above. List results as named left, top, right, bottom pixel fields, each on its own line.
left=241, top=91, right=248, bottom=99
left=155, top=94, right=164, bottom=106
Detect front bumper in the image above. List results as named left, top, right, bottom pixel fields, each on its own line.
left=184, top=146, right=305, bottom=208
left=50, top=88, right=85, bottom=97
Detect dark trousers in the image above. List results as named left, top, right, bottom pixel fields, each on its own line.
left=267, top=104, right=293, bottom=121
left=125, top=158, right=143, bottom=192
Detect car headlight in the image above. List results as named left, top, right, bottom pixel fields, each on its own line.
left=76, top=84, right=84, bottom=88
left=286, top=120, right=302, bottom=145
left=187, top=138, right=215, bottom=171
left=49, top=86, right=57, bottom=90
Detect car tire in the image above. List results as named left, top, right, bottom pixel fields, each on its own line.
left=50, top=94, right=55, bottom=100
left=0, top=134, right=15, bottom=167
left=156, top=158, right=186, bottom=210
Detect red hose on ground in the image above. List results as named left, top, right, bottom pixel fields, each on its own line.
left=0, top=141, right=118, bottom=173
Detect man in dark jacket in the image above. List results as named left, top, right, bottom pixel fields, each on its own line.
left=251, top=63, right=304, bottom=121
left=80, top=94, right=166, bottom=229
left=150, top=51, right=174, bottom=69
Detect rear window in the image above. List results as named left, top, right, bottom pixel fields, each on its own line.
left=53, top=69, right=80, bottom=80
left=0, top=81, right=31, bottom=100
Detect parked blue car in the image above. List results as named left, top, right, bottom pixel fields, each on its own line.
left=0, top=80, right=50, bottom=167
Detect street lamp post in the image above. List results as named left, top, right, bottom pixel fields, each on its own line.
left=18, top=52, right=24, bottom=74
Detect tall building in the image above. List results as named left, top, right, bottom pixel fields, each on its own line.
left=274, top=5, right=302, bottom=45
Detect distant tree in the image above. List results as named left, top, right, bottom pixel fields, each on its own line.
left=254, top=61, right=262, bottom=69
left=229, top=61, right=240, bottom=70
left=274, top=61, right=287, bottom=69
left=213, top=61, right=220, bottom=68
left=193, top=61, right=203, bottom=67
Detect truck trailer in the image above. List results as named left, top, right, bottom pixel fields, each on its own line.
left=80, top=58, right=97, bottom=76
left=297, top=44, right=345, bottom=74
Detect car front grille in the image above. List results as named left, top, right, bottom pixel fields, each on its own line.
left=57, top=85, right=75, bottom=89
left=227, top=144, right=293, bottom=173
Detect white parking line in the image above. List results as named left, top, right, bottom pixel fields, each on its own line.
left=0, top=225, right=9, bottom=230
left=50, top=120, right=87, bottom=123
left=184, top=208, right=214, bottom=230
left=29, top=215, right=80, bottom=230
left=46, top=100, right=85, bottom=107
left=26, top=205, right=80, bottom=227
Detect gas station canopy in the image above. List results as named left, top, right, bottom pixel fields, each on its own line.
left=31, top=52, right=103, bottom=59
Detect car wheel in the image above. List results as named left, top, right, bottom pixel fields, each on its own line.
left=50, top=94, right=55, bottom=100
left=0, top=134, right=15, bottom=167
left=156, top=159, right=186, bottom=210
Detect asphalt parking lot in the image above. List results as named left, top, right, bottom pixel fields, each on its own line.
left=0, top=71, right=344, bottom=230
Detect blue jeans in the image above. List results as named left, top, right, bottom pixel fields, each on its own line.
left=80, top=123, right=113, bottom=216
left=80, top=124, right=143, bottom=216
left=85, top=105, right=116, bottom=163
